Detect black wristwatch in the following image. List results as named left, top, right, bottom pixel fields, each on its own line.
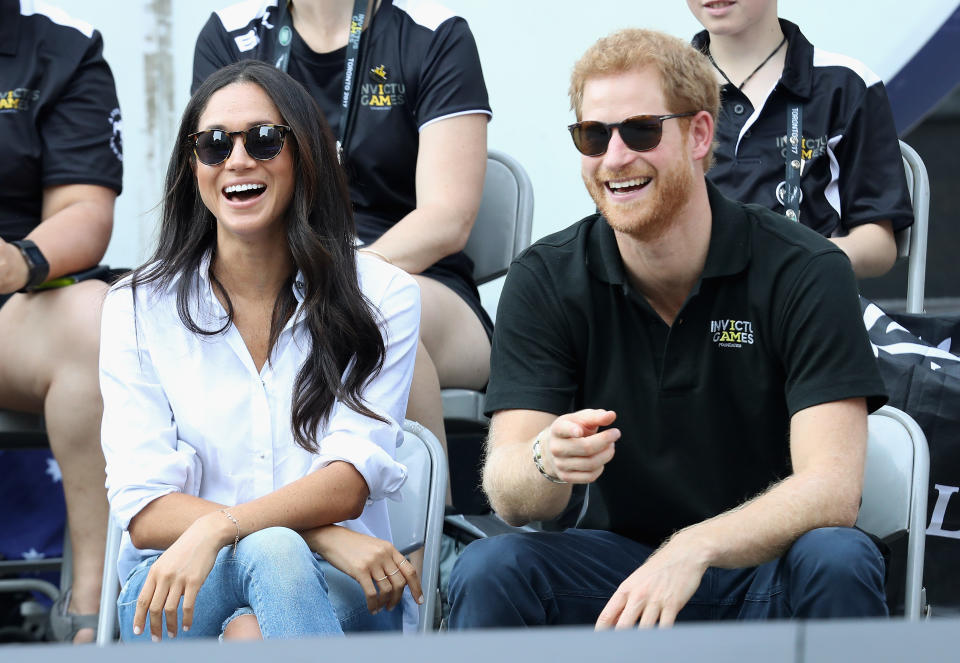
left=11, top=239, right=50, bottom=292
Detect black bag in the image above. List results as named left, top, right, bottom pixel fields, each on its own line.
left=861, top=298, right=960, bottom=614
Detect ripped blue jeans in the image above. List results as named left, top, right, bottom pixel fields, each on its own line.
left=118, top=527, right=401, bottom=641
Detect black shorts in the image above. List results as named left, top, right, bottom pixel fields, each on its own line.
left=421, top=261, right=494, bottom=341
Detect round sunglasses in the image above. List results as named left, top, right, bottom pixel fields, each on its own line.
left=188, top=124, right=292, bottom=166
left=567, top=112, right=697, bottom=157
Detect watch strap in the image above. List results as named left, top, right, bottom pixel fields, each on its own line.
left=11, top=239, right=51, bottom=292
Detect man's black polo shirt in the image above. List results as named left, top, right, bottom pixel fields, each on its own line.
left=485, top=181, right=887, bottom=548
left=0, top=0, right=123, bottom=242
left=692, top=20, right=912, bottom=237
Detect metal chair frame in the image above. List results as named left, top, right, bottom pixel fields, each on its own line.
left=856, top=405, right=930, bottom=619
left=896, top=140, right=930, bottom=314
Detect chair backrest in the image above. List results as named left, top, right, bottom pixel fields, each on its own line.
left=897, top=140, right=930, bottom=314
left=855, top=405, right=930, bottom=619
left=96, top=418, right=448, bottom=643
left=463, top=149, right=534, bottom=285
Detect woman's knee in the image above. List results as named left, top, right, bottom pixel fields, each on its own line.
left=238, top=527, right=312, bottom=563
left=221, top=611, right=262, bottom=640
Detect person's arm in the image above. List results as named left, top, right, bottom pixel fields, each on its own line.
left=127, top=462, right=368, bottom=551
left=596, top=397, right=867, bottom=629
left=483, top=408, right=620, bottom=525
left=363, top=113, right=486, bottom=273
left=830, top=219, right=897, bottom=278
left=832, top=75, right=912, bottom=278
left=0, top=184, right=114, bottom=293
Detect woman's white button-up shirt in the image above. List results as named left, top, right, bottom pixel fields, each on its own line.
left=99, top=253, right=420, bottom=583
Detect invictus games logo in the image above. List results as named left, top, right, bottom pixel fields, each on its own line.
left=360, top=81, right=405, bottom=109
left=776, top=134, right=828, bottom=162
left=0, top=88, right=40, bottom=112
left=710, top=319, right=755, bottom=348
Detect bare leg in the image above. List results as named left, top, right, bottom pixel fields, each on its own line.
left=0, top=281, right=109, bottom=644
left=222, top=614, right=263, bottom=640
left=412, top=276, right=490, bottom=391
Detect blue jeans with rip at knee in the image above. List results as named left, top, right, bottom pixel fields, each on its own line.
left=118, top=526, right=401, bottom=641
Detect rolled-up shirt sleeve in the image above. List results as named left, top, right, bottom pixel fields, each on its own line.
left=99, top=284, right=198, bottom=530
left=309, top=265, right=421, bottom=502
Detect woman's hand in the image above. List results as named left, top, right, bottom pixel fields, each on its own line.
left=303, top=524, right=423, bottom=614
left=133, top=511, right=235, bottom=640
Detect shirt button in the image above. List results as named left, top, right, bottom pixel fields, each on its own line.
left=733, top=103, right=745, bottom=115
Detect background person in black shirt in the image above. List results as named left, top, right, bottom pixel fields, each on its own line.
left=688, top=0, right=913, bottom=278
left=0, top=0, right=122, bottom=643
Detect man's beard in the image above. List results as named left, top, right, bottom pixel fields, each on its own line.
left=584, top=154, right=694, bottom=242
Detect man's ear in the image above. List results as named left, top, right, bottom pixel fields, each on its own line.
left=688, top=110, right=714, bottom=162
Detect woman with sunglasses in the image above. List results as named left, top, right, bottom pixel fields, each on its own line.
left=687, top=0, right=912, bottom=278
left=99, top=60, right=423, bottom=641
left=193, top=0, right=492, bottom=484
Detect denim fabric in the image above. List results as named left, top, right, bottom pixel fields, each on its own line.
left=118, top=527, right=400, bottom=641
left=448, top=527, right=887, bottom=629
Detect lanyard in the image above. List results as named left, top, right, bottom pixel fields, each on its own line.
left=272, top=0, right=371, bottom=161
left=783, top=102, right=803, bottom=222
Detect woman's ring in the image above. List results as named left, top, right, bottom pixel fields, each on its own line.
left=374, top=575, right=389, bottom=582
left=387, top=567, right=402, bottom=576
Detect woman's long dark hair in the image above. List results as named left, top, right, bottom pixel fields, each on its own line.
left=128, top=60, right=386, bottom=452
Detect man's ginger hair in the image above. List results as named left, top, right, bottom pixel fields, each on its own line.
left=569, top=29, right=720, bottom=168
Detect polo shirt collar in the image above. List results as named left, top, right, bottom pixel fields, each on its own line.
left=585, top=179, right=751, bottom=286
left=586, top=213, right=626, bottom=286
left=0, top=0, right=20, bottom=56
left=691, top=18, right=814, bottom=101
left=700, top=179, right=752, bottom=279
left=777, top=19, right=815, bottom=100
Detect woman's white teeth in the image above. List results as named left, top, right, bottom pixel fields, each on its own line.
left=609, top=177, right=651, bottom=190
left=224, top=183, right=265, bottom=194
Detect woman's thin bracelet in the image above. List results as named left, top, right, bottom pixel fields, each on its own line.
left=219, top=509, right=240, bottom=557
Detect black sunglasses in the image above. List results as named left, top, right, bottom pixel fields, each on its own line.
left=567, top=112, right=697, bottom=156
left=188, top=124, right=292, bottom=166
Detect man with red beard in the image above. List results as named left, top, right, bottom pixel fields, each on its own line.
left=446, top=29, right=890, bottom=630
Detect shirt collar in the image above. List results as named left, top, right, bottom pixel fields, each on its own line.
left=585, top=179, right=751, bottom=286
left=0, top=0, right=20, bottom=56
left=700, top=179, right=752, bottom=279
left=691, top=19, right=814, bottom=100
left=776, top=19, right=814, bottom=99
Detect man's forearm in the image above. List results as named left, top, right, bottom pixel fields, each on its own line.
left=670, top=468, right=861, bottom=571
left=830, top=220, right=897, bottom=278
left=482, top=437, right=573, bottom=526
